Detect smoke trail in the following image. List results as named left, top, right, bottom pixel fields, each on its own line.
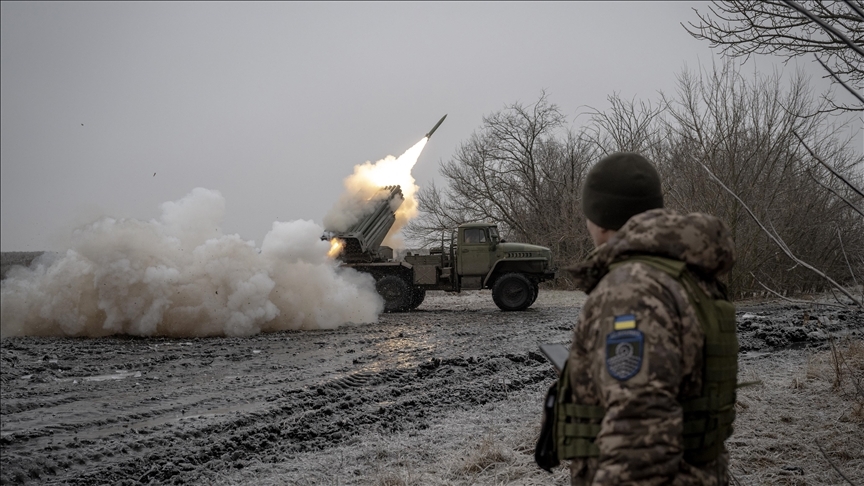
left=0, top=188, right=383, bottom=338
left=323, top=138, right=427, bottom=247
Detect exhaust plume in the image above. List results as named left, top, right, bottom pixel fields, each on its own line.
left=0, top=188, right=383, bottom=338
left=323, top=138, right=428, bottom=248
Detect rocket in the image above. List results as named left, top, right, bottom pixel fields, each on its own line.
left=425, top=115, right=447, bottom=139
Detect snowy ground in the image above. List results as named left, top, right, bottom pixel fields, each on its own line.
left=1, top=280, right=862, bottom=485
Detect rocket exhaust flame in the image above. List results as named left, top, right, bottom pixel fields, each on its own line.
left=327, top=238, right=344, bottom=259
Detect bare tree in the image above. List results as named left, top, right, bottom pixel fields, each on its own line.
left=684, top=0, right=864, bottom=112
left=403, top=92, right=598, bottom=274
left=700, top=161, right=862, bottom=307
left=659, top=62, right=864, bottom=297
left=582, top=94, right=667, bottom=158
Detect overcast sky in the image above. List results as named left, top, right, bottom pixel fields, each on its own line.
left=2, top=1, right=857, bottom=251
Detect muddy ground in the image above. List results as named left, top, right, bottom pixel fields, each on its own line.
left=1, top=282, right=862, bottom=485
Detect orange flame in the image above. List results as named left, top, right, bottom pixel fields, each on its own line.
left=327, top=238, right=344, bottom=259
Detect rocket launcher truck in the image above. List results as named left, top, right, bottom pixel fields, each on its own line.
left=322, top=185, right=556, bottom=312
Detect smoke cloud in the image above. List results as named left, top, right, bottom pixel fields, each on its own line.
left=323, top=138, right=427, bottom=247
left=0, top=188, right=383, bottom=338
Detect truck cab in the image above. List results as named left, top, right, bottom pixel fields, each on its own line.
left=403, top=222, right=555, bottom=311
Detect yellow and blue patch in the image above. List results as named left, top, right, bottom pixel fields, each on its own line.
left=613, top=313, right=636, bottom=330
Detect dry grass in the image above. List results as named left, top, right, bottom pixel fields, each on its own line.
left=456, top=436, right=513, bottom=475
left=732, top=343, right=864, bottom=485
left=808, top=336, right=864, bottom=423
left=374, top=470, right=416, bottom=486
left=832, top=338, right=864, bottom=391
left=847, top=341, right=864, bottom=424
left=442, top=402, right=567, bottom=484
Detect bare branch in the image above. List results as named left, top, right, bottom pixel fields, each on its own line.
left=806, top=169, right=864, bottom=217
left=816, top=432, right=858, bottom=485
left=793, top=131, right=864, bottom=198
left=781, top=0, right=864, bottom=57
left=836, top=227, right=861, bottom=291
left=843, top=0, right=864, bottom=21
left=700, top=161, right=863, bottom=307
left=685, top=1, right=864, bottom=110
left=814, top=54, right=864, bottom=103
left=750, top=271, right=849, bottom=307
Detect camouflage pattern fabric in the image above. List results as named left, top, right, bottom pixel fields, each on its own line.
left=565, top=209, right=735, bottom=485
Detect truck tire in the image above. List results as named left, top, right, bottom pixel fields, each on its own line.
left=409, top=287, right=426, bottom=310
left=492, top=273, right=533, bottom=311
left=530, top=282, right=539, bottom=306
left=376, top=275, right=411, bottom=313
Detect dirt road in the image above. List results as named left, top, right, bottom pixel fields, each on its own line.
left=1, top=291, right=861, bottom=485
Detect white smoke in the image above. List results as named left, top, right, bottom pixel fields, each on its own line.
left=0, top=188, right=383, bottom=338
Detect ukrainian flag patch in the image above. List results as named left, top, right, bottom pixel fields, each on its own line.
left=614, top=314, right=636, bottom=330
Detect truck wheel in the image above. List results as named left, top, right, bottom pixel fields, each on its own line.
left=530, top=282, right=539, bottom=306
left=376, top=275, right=411, bottom=313
left=492, top=273, right=533, bottom=311
left=409, top=287, right=426, bottom=310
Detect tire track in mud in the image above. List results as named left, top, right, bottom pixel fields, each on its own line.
left=8, top=359, right=552, bottom=484
left=1, top=306, right=568, bottom=485
left=73, top=353, right=554, bottom=485
left=4, top=298, right=858, bottom=485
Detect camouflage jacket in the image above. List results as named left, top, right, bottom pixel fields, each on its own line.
left=566, top=209, right=735, bottom=485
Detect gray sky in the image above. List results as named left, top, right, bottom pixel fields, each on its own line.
left=1, top=1, right=856, bottom=251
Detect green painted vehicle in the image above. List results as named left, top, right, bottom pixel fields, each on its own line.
left=323, top=186, right=555, bottom=312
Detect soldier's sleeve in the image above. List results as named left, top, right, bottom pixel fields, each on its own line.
left=583, top=263, right=701, bottom=485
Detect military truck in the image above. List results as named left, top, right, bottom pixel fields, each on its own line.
left=323, top=185, right=555, bottom=312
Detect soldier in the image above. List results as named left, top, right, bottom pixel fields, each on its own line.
left=558, top=152, right=737, bottom=484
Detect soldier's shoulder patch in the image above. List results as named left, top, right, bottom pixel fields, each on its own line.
left=605, top=329, right=644, bottom=381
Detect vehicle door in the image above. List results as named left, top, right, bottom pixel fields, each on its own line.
left=457, top=227, right=492, bottom=276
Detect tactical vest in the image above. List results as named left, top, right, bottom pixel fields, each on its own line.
left=555, top=255, right=738, bottom=465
